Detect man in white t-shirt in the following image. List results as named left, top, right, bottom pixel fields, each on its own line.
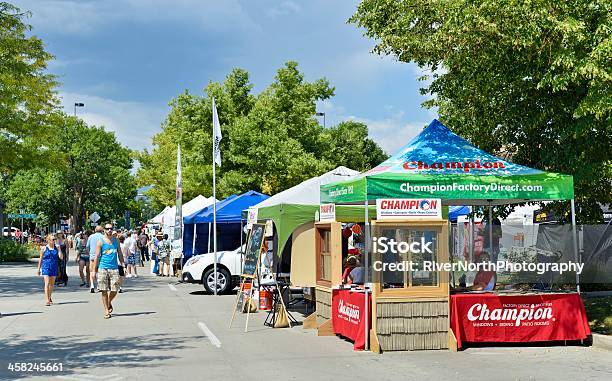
left=124, top=231, right=138, bottom=271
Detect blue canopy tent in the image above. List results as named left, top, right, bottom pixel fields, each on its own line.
left=449, top=206, right=470, bottom=222
left=182, top=190, right=269, bottom=260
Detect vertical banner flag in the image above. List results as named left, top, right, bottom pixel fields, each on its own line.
left=212, top=98, right=222, bottom=294
left=213, top=97, right=222, bottom=167
left=173, top=144, right=183, bottom=255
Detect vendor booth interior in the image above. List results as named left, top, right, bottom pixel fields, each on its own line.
left=311, top=119, right=589, bottom=353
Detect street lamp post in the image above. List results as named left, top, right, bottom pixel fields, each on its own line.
left=74, top=102, right=85, bottom=116
left=315, top=112, right=326, bottom=128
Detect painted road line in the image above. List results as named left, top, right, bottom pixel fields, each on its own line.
left=168, top=283, right=177, bottom=292
left=198, top=321, right=222, bottom=348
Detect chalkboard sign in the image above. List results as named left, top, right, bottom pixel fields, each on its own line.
left=242, top=223, right=265, bottom=277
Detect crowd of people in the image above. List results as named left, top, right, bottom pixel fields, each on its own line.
left=36, top=224, right=177, bottom=318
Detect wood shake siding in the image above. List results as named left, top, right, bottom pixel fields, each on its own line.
left=316, top=288, right=332, bottom=322
left=376, top=299, right=449, bottom=351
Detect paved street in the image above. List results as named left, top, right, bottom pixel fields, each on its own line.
left=1, top=258, right=611, bottom=381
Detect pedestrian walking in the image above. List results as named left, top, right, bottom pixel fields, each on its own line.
left=55, top=232, right=69, bottom=287
left=159, top=234, right=172, bottom=277
left=150, top=233, right=160, bottom=275
left=76, top=232, right=90, bottom=287
left=37, top=234, right=64, bottom=306
left=117, top=234, right=126, bottom=293
left=93, top=223, right=125, bottom=319
left=87, top=225, right=104, bottom=293
left=138, top=230, right=150, bottom=263
left=124, top=231, right=138, bottom=278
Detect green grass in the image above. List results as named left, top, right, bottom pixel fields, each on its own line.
left=583, top=296, right=612, bottom=336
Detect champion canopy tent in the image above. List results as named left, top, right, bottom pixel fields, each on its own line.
left=182, top=190, right=269, bottom=258
left=321, top=119, right=574, bottom=205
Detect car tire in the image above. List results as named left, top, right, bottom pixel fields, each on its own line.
left=202, top=267, right=231, bottom=294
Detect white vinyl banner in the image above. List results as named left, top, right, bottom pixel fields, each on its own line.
left=319, top=203, right=336, bottom=222
left=246, top=208, right=258, bottom=229
left=376, top=198, right=442, bottom=220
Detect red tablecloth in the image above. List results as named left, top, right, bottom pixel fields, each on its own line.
left=450, top=293, right=591, bottom=349
left=331, top=289, right=372, bottom=350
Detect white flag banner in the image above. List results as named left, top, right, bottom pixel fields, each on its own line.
left=172, top=144, right=183, bottom=256
left=212, top=97, right=222, bottom=167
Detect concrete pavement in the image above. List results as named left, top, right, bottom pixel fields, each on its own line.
left=1, top=259, right=611, bottom=381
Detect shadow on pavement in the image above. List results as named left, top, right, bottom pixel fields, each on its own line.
left=0, top=311, right=43, bottom=317
left=112, top=311, right=156, bottom=317
left=0, top=333, right=197, bottom=379
left=53, top=301, right=88, bottom=305
left=0, top=268, right=43, bottom=298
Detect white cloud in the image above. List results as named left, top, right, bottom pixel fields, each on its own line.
left=346, top=111, right=432, bottom=154
left=265, top=1, right=301, bottom=18
left=14, top=0, right=263, bottom=36
left=59, top=92, right=167, bottom=151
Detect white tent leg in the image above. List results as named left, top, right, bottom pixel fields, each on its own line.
left=208, top=222, right=211, bottom=253
left=192, top=223, right=197, bottom=256
left=364, top=200, right=369, bottom=351
left=571, top=199, right=580, bottom=293
left=488, top=202, right=493, bottom=259
left=469, top=210, right=474, bottom=262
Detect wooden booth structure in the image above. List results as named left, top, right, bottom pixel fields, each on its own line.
left=313, top=212, right=451, bottom=352
left=314, top=119, right=581, bottom=352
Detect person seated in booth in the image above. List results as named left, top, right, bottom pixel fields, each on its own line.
left=342, top=255, right=365, bottom=285
left=468, top=252, right=496, bottom=291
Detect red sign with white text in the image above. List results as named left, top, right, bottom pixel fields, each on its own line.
left=450, top=293, right=591, bottom=349
left=332, top=289, right=372, bottom=350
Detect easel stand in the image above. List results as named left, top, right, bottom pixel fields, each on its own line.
left=228, top=253, right=260, bottom=332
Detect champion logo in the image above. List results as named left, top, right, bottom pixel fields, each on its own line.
left=403, top=159, right=506, bottom=172
left=467, top=303, right=554, bottom=326
left=338, top=300, right=360, bottom=321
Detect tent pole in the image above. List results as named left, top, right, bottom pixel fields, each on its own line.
left=208, top=222, right=211, bottom=253
left=571, top=199, right=580, bottom=293
left=469, top=208, right=474, bottom=262
left=364, top=200, right=369, bottom=351
left=488, top=202, right=493, bottom=259
left=192, top=223, right=197, bottom=256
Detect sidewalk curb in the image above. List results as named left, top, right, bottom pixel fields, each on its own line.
left=592, top=333, right=612, bottom=351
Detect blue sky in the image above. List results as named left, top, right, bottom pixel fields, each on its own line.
left=14, top=0, right=436, bottom=154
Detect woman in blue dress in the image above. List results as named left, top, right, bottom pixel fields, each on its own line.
left=36, top=234, right=64, bottom=306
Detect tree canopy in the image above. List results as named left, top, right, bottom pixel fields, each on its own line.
left=138, top=62, right=387, bottom=208
left=351, top=0, right=611, bottom=222
left=6, top=115, right=136, bottom=230
left=0, top=2, right=58, bottom=174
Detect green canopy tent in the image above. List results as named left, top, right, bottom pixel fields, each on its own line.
left=320, top=119, right=579, bottom=351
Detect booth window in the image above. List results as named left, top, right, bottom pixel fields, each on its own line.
left=377, top=226, right=440, bottom=290
left=317, top=228, right=332, bottom=285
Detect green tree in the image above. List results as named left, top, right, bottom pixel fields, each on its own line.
left=0, top=2, right=58, bottom=174
left=138, top=62, right=388, bottom=207
left=137, top=68, right=256, bottom=208
left=322, top=121, right=388, bottom=172
left=7, top=115, right=136, bottom=231
left=5, top=168, right=65, bottom=227
left=351, top=0, right=612, bottom=222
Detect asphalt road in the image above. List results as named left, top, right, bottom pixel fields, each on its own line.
left=1, top=258, right=611, bottom=381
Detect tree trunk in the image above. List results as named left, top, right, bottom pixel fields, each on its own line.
left=72, top=187, right=83, bottom=233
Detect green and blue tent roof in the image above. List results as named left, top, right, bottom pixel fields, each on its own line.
left=321, top=119, right=573, bottom=204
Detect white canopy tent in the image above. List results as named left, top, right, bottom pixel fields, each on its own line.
left=160, top=195, right=216, bottom=239
left=253, top=166, right=360, bottom=209
left=149, top=206, right=172, bottom=224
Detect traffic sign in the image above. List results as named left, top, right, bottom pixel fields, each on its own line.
left=90, top=212, right=101, bottom=223
left=8, top=213, right=37, bottom=219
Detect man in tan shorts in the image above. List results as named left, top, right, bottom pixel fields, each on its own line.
left=87, top=225, right=104, bottom=292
